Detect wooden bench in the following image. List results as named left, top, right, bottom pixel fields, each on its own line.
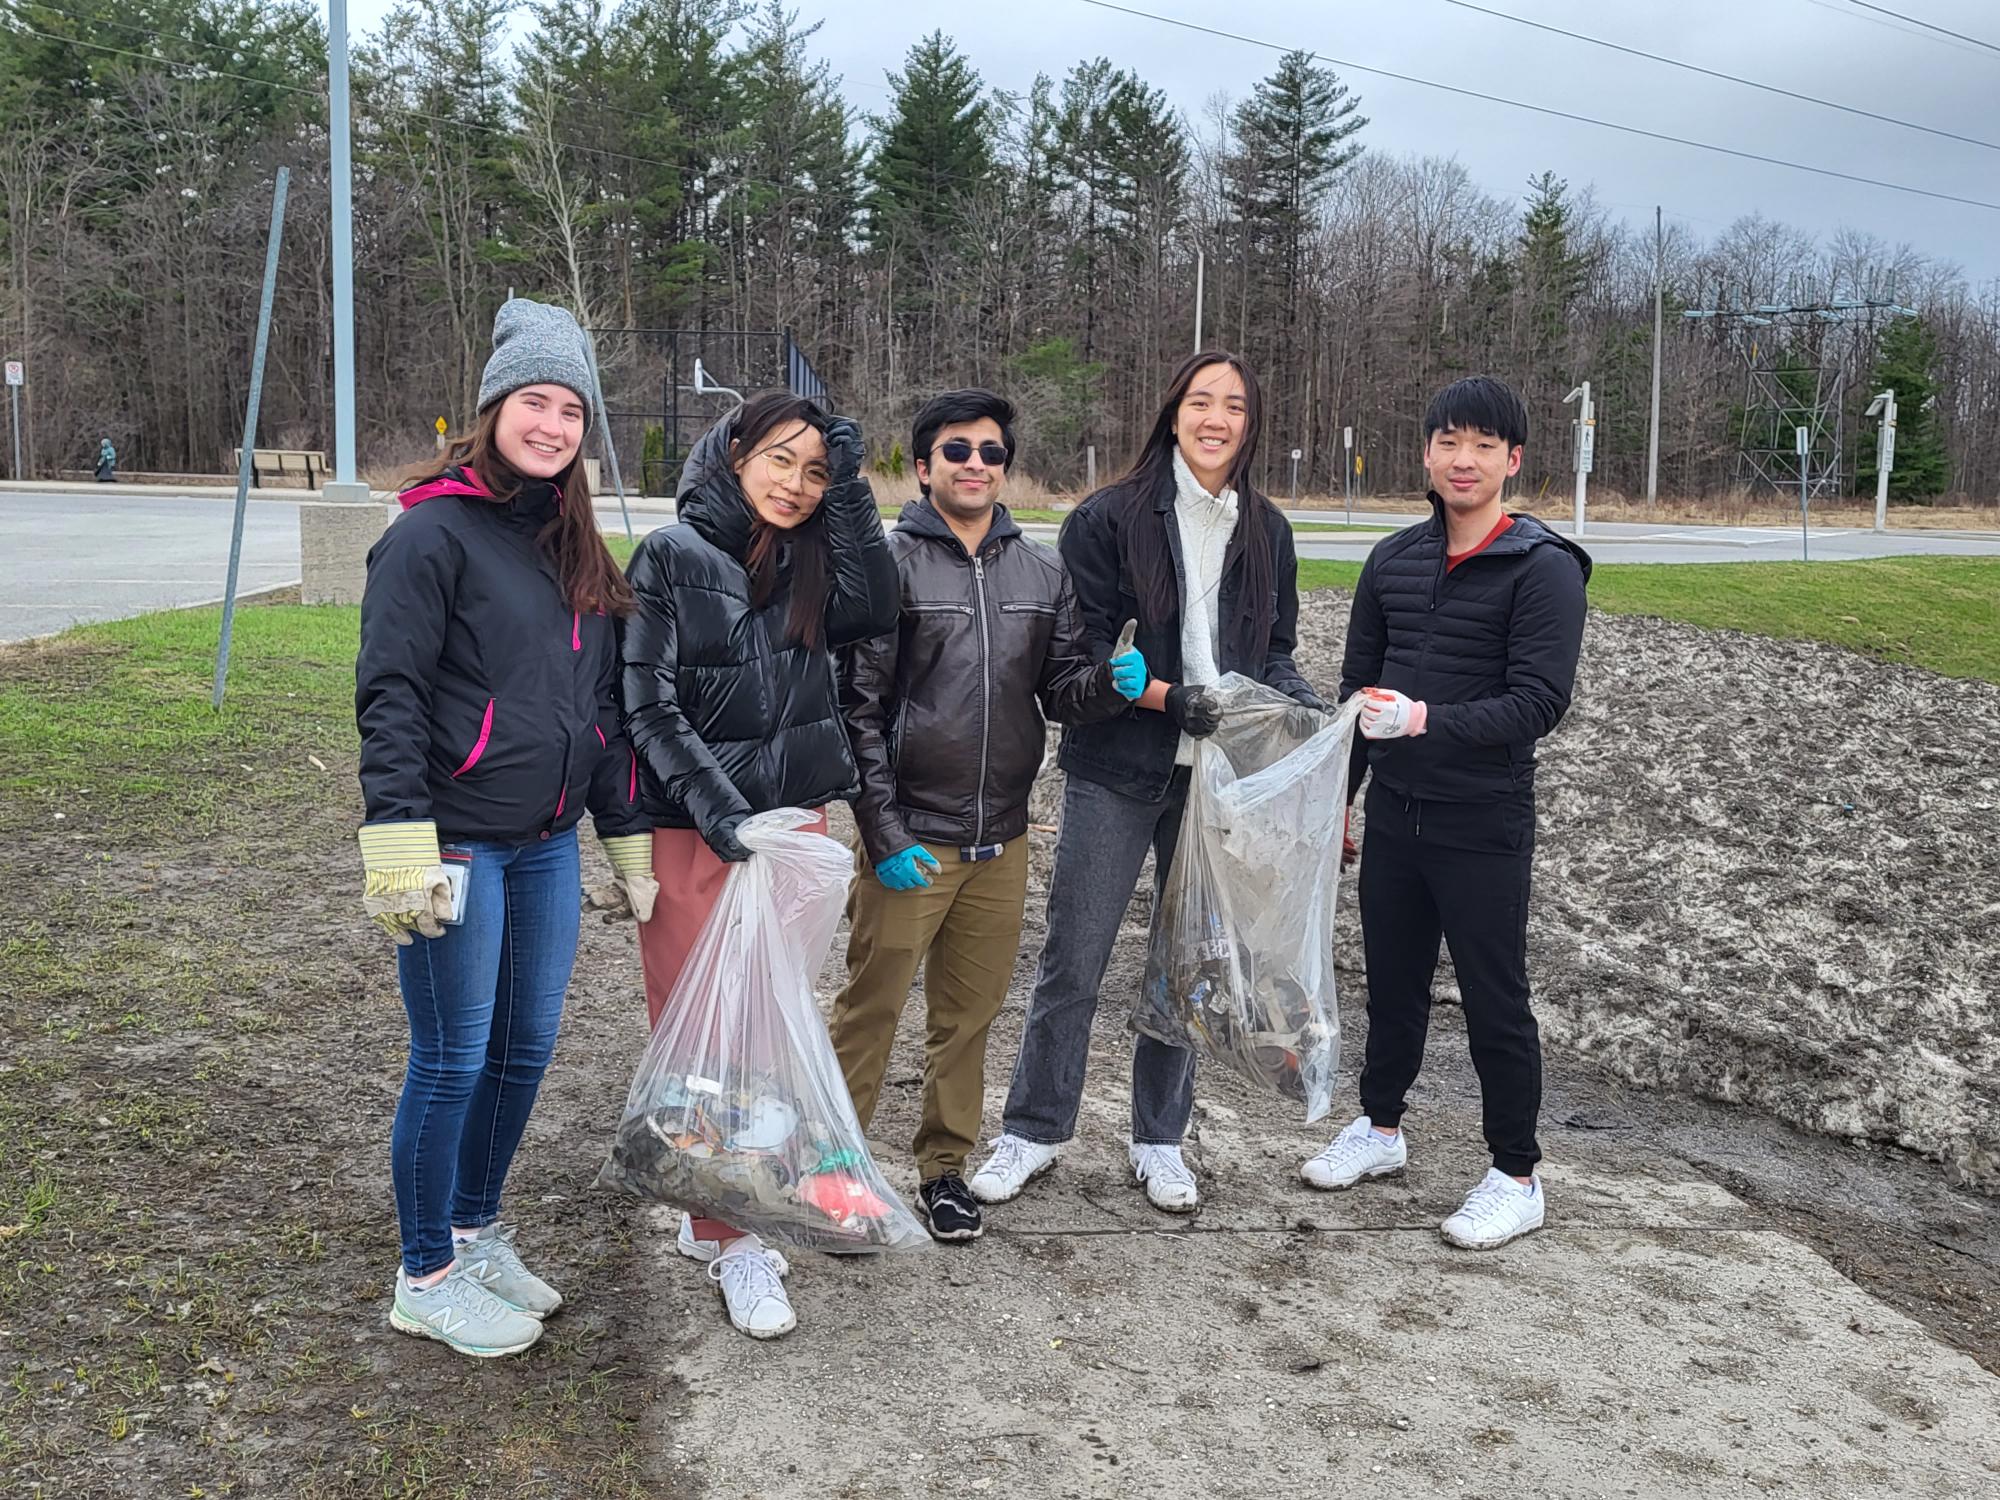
left=232, top=448, right=328, bottom=489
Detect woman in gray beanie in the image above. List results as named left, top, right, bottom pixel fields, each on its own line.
left=356, top=297, right=655, bottom=1358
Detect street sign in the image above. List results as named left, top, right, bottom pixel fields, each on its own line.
left=1290, top=447, right=1301, bottom=460
left=1577, top=418, right=1596, bottom=475
left=434, top=416, right=447, bottom=435
left=4, top=361, right=21, bottom=386
left=1794, top=425, right=1810, bottom=457
left=1342, top=426, right=1353, bottom=449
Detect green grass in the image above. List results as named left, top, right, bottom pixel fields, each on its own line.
left=0, top=598, right=360, bottom=830
left=1297, top=555, right=2000, bottom=681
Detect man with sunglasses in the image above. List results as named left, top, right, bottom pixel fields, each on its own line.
left=829, top=389, right=1146, bottom=1242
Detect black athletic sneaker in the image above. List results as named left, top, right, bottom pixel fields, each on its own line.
left=918, top=1172, right=984, bottom=1242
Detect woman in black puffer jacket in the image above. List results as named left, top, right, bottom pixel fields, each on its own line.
left=618, top=391, right=897, bottom=1339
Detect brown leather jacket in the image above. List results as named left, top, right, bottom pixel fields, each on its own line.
left=839, top=499, right=1127, bottom=864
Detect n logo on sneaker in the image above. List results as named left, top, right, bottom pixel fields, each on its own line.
left=427, top=1306, right=467, bottom=1337
left=463, top=1257, right=498, bottom=1286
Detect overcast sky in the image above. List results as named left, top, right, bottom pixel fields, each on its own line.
left=338, top=0, right=2000, bottom=283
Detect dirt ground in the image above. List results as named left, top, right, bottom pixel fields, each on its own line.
left=3, top=587, right=1998, bottom=1497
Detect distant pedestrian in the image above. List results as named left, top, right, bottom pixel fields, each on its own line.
left=95, top=438, right=116, bottom=482
left=356, top=298, right=655, bottom=1359
left=969, top=351, right=1325, bottom=1216
left=1298, top=375, right=1589, bottom=1251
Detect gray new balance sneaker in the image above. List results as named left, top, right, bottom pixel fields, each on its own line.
left=454, top=1222, right=563, bottom=1318
left=390, top=1265, right=543, bottom=1358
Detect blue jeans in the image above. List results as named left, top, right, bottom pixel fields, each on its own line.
left=1001, top=770, right=1197, bottom=1146
left=391, top=828, right=580, bottom=1277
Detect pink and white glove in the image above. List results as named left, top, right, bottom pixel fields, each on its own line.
left=1360, top=687, right=1427, bottom=739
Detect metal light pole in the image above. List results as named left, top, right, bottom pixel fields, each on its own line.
left=324, top=0, right=366, bottom=504
left=1646, top=206, right=1663, bottom=504
left=1866, top=389, right=1897, bottom=533
left=1795, top=424, right=1811, bottom=561
left=1193, top=249, right=1205, bottom=351
left=1343, top=425, right=1353, bottom=523
left=1563, top=382, right=1594, bottom=537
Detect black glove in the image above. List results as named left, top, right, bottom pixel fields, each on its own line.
left=705, top=812, right=752, bottom=863
left=1165, top=684, right=1221, bottom=738
left=1290, top=686, right=1327, bottom=712
left=822, top=416, right=865, bottom=487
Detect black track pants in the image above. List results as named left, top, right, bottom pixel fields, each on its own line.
left=1355, top=780, right=1543, bottom=1176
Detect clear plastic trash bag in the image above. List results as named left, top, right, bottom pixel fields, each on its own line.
left=596, top=809, right=928, bottom=1252
left=1131, top=675, right=1363, bottom=1125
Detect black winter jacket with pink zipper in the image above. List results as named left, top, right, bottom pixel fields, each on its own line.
left=356, top=467, right=648, bottom=846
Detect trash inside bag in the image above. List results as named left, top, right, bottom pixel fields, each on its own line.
left=1132, top=675, right=1361, bottom=1124
left=596, top=809, right=928, bottom=1252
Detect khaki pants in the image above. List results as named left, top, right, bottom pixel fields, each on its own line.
left=828, top=838, right=1030, bottom=1181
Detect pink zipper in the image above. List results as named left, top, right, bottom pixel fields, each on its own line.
left=594, top=724, right=606, bottom=747
left=450, top=699, right=495, bottom=777
left=571, top=612, right=581, bottom=651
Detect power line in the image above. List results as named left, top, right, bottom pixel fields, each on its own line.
left=1079, top=0, right=2000, bottom=214
left=1440, top=0, right=1999, bottom=154
left=1848, top=1, right=2000, bottom=57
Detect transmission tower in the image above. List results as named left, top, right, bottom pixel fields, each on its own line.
left=1682, top=298, right=1913, bottom=498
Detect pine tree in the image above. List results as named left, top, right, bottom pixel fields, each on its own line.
left=1859, top=315, right=1949, bottom=501
left=1518, top=170, right=1586, bottom=351
left=864, top=31, right=991, bottom=260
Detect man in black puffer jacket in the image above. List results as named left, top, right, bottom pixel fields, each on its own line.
left=1299, top=376, right=1589, bottom=1255
left=827, top=390, right=1147, bottom=1243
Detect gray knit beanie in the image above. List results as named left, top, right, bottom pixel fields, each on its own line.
left=477, top=298, right=595, bottom=428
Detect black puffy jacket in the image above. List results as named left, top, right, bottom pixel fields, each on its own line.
left=1341, top=495, right=1591, bottom=804
left=1056, top=470, right=1316, bottom=804
left=841, top=499, right=1126, bottom=864
left=356, top=469, right=646, bottom=845
left=620, top=419, right=899, bottom=841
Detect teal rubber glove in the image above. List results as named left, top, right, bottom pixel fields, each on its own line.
left=1109, top=646, right=1148, bottom=701
left=876, top=844, right=942, bottom=891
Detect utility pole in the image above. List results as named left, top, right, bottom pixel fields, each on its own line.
left=1194, top=248, right=1205, bottom=351
left=324, top=0, right=365, bottom=504
left=1646, top=205, right=1663, bottom=504
left=1563, top=382, right=1594, bottom=537
left=1866, top=389, right=1897, bottom=533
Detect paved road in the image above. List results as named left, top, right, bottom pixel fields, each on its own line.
left=0, top=492, right=303, bottom=642
left=5, top=486, right=1998, bottom=642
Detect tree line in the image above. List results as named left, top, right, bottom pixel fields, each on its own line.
left=0, top=0, right=1991, bottom=502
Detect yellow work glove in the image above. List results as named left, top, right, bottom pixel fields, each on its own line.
left=597, top=834, right=659, bottom=924
left=357, top=820, right=453, bottom=946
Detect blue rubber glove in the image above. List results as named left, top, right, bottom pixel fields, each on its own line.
left=876, top=844, right=942, bottom=890
left=1109, top=646, right=1148, bottom=702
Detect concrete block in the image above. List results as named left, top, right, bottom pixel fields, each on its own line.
left=300, top=497, right=389, bottom=606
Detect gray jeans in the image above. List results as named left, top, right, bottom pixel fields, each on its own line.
left=1001, top=770, right=1196, bottom=1146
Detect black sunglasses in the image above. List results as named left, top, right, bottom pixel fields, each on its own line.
left=935, top=438, right=1009, bottom=467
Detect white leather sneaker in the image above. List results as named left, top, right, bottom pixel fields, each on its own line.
left=708, top=1235, right=797, bottom=1339
left=1300, top=1115, right=1409, bottom=1190
left=1129, top=1141, right=1199, bottom=1213
left=675, top=1214, right=789, bottom=1276
left=1440, top=1168, right=1545, bottom=1250
left=967, top=1134, right=1061, bottom=1204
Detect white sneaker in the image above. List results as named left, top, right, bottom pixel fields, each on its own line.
left=967, top=1134, right=1061, bottom=1205
left=1300, top=1115, right=1409, bottom=1190
left=1440, top=1168, right=1546, bottom=1250
left=675, top=1214, right=790, bottom=1277
left=708, top=1235, right=797, bottom=1339
left=1128, top=1141, right=1199, bottom=1213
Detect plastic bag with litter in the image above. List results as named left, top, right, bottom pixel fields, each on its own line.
left=1131, top=674, right=1362, bottom=1124
left=596, top=809, right=928, bottom=1252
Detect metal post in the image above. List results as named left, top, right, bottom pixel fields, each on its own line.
left=1795, top=424, right=1810, bottom=562
left=325, top=0, right=365, bottom=502
left=1867, top=389, right=1897, bottom=533
left=1646, top=206, right=1663, bottom=504
left=1563, top=382, right=1593, bottom=537
left=7, top=383, right=19, bottom=481
left=582, top=328, right=633, bottom=542
left=1086, top=444, right=1097, bottom=493
left=1193, top=249, right=1205, bottom=352
left=1343, top=425, right=1353, bottom=523
left=1289, top=447, right=1300, bottom=501
left=214, top=167, right=291, bottom=710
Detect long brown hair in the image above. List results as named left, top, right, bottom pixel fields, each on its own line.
left=1097, top=351, right=1276, bottom=664
left=400, top=401, right=634, bottom=617
left=725, top=391, right=833, bottom=651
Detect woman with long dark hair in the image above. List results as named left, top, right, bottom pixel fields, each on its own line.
left=357, top=299, right=656, bottom=1358
left=620, top=390, right=897, bottom=1339
left=969, top=351, right=1321, bottom=1215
